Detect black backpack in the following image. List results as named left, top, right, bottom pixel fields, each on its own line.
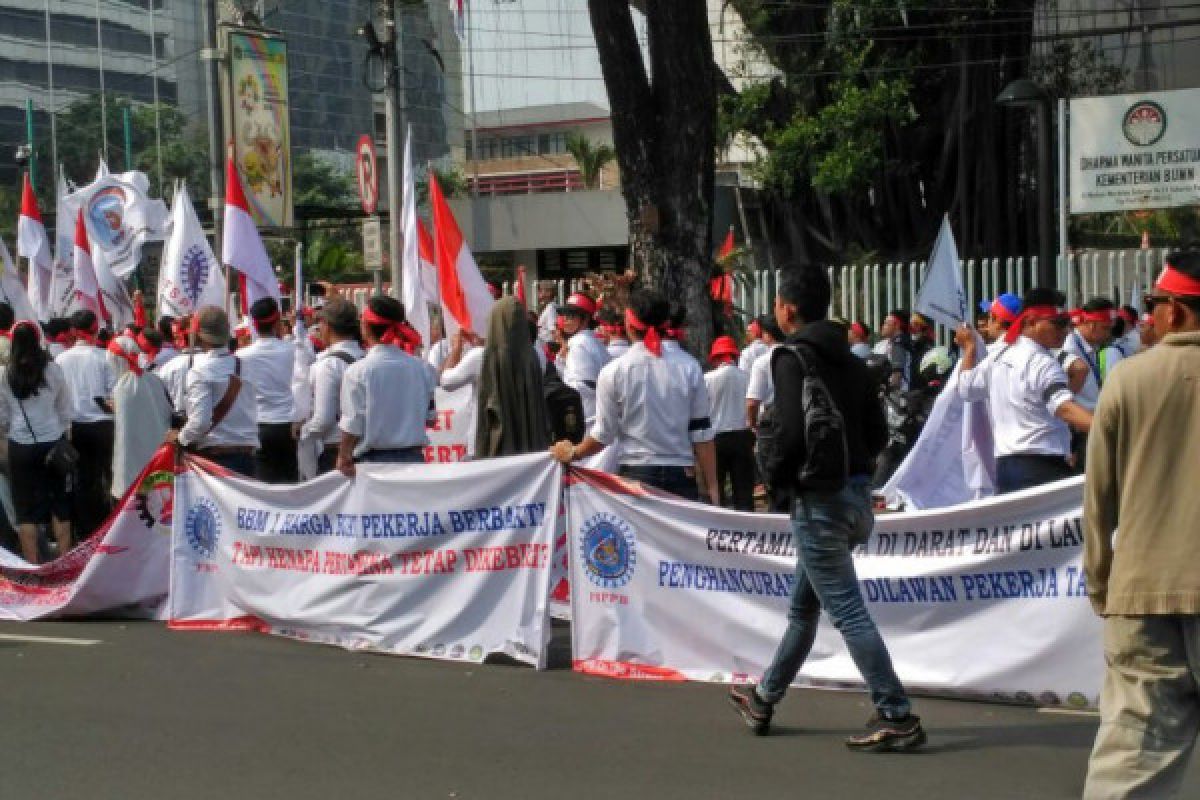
left=758, top=343, right=848, bottom=493
left=543, top=362, right=586, bottom=444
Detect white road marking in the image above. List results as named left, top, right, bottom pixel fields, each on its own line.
left=0, top=633, right=101, bottom=647
left=1037, top=707, right=1099, bottom=717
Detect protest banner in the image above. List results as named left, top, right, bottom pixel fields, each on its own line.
left=566, top=469, right=1101, bottom=707
left=169, top=453, right=561, bottom=667
left=426, top=386, right=473, bottom=463
left=0, top=448, right=175, bottom=621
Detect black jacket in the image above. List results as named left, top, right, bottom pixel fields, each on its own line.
left=769, top=320, right=888, bottom=488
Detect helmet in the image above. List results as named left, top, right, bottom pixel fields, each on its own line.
left=918, top=345, right=953, bottom=385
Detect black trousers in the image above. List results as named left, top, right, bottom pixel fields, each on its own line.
left=317, top=446, right=339, bottom=476
left=715, top=429, right=756, bottom=511
left=255, top=423, right=298, bottom=484
left=71, top=420, right=114, bottom=540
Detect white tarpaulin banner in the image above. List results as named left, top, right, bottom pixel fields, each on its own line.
left=1070, top=88, right=1200, bottom=213
left=169, top=453, right=561, bottom=667
left=0, top=448, right=174, bottom=621
left=425, top=386, right=473, bottom=463
left=567, top=470, right=1102, bottom=708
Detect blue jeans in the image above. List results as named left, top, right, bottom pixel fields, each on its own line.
left=758, top=479, right=911, bottom=720
left=359, top=447, right=425, bottom=465
left=995, top=454, right=1073, bottom=494
left=618, top=465, right=700, bottom=502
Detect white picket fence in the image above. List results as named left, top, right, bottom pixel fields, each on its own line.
left=342, top=249, right=1168, bottom=337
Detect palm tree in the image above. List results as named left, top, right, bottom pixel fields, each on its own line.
left=565, top=133, right=616, bottom=190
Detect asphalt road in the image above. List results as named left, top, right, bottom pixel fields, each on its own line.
left=0, top=619, right=1194, bottom=800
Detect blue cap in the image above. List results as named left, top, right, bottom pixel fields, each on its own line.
left=979, top=293, right=1022, bottom=320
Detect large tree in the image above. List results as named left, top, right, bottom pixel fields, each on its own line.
left=587, top=0, right=719, bottom=353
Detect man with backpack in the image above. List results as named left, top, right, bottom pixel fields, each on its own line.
left=300, top=298, right=363, bottom=475
left=728, top=268, right=925, bottom=752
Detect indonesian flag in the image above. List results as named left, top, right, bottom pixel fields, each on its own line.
left=72, top=210, right=107, bottom=321
left=717, top=226, right=735, bottom=260
left=430, top=172, right=493, bottom=336
left=0, top=235, right=40, bottom=325
left=16, top=173, right=53, bottom=319
left=417, top=218, right=438, bottom=296
left=223, top=157, right=279, bottom=308
left=515, top=265, right=528, bottom=308
left=450, top=0, right=465, bottom=41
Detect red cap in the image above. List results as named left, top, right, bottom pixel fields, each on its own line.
left=563, top=293, right=597, bottom=317
left=709, top=336, right=739, bottom=362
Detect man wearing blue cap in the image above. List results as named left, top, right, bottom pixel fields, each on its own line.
left=979, top=293, right=1022, bottom=349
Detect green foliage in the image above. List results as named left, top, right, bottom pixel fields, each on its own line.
left=293, top=152, right=356, bottom=209
left=1031, top=40, right=1127, bottom=100
left=564, top=133, right=616, bottom=189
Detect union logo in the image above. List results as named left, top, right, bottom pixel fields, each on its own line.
left=135, top=470, right=175, bottom=534
left=181, top=245, right=211, bottom=306
left=580, top=512, right=636, bottom=589
left=1123, top=100, right=1167, bottom=147
left=185, top=498, right=221, bottom=559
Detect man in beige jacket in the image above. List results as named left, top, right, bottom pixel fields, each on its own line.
left=1083, top=248, right=1200, bottom=799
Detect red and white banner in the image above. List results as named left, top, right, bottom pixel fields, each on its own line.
left=566, top=470, right=1102, bottom=708
left=0, top=448, right=175, bottom=621
left=425, top=386, right=473, bottom=463
left=169, top=453, right=561, bottom=667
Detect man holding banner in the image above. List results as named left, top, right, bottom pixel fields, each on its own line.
left=728, top=268, right=925, bottom=752
left=1083, top=249, right=1200, bottom=799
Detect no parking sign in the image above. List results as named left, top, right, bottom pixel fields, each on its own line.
left=356, top=134, right=379, bottom=215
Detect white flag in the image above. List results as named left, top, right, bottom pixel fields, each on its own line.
left=158, top=184, right=226, bottom=318
left=915, top=214, right=967, bottom=329
left=0, top=237, right=39, bottom=324
left=61, top=164, right=169, bottom=279
left=50, top=168, right=76, bottom=316
left=400, top=126, right=431, bottom=347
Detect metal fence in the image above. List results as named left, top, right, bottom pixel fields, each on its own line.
left=343, top=248, right=1169, bottom=337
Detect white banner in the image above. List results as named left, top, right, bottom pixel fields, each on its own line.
left=425, top=386, right=473, bottom=463
left=169, top=453, right=561, bottom=667
left=0, top=448, right=174, bottom=621
left=567, top=470, right=1101, bottom=708
left=1070, top=88, right=1200, bottom=213
left=62, top=165, right=169, bottom=278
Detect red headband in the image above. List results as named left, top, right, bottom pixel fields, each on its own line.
left=625, top=308, right=665, bottom=356
left=989, top=300, right=1019, bottom=324
left=1004, top=305, right=1064, bottom=344
left=107, top=340, right=143, bottom=376
left=1070, top=308, right=1115, bottom=325
left=887, top=314, right=909, bottom=332
left=253, top=309, right=282, bottom=328
left=13, top=320, right=41, bottom=342
left=135, top=331, right=159, bottom=358
left=1156, top=264, right=1200, bottom=297
left=665, top=326, right=686, bottom=342
left=362, top=307, right=421, bottom=353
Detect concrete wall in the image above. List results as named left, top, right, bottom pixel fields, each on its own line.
left=448, top=189, right=628, bottom=254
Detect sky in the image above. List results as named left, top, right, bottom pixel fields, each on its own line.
left=462, top=0, right=647, bottom=113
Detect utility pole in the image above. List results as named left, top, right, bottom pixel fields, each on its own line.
left=201, top=0, right=224, bottom=257
left=379, top=0, right=405, bottom=299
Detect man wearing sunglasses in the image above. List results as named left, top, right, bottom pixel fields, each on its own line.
left=1082, top=249, right=1200, bottom=798
left=954, top=288, right=1093, bottom=494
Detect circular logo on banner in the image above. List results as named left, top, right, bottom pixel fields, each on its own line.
left=135, top=470, right=176, bottom=535
left=87, top=186, right=129, bottom=248
left=580, top=512, right=636, bottom=589
left=1122, top=101, right=1167, bottom=147
left=185, top=499, right=221, bottom=559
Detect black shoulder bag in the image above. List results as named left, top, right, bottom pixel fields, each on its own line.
left=15, top=390, right=79, bottom=478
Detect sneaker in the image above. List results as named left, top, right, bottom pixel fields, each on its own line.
left=728, top=684, right=774, bottom=735
left=845, top=713, right=926, bottom=752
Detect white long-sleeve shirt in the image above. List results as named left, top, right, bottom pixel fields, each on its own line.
left=563, top=329, right=610, bottom=425
left=301, top=340, right=364, bottom=446
left=705, top=363, right=751, bottom=434
left=237, top=336, right=296, bottom=425
left=339, top=344, right=436, bottom=457
left=0, top=362, right=73, bottom=444
left=178, top=349, right=260, bottom=450
left=55, top=343, right=115, bottom=423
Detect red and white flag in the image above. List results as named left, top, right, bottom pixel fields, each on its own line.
left=72, top=209, right=107, bottom=321
left=223, top=157, right=279, bottom=309
left=717, top=226, right=735, bottom=260
left=515, top=265, right=528, bottom=308
left=400, top=126, right=431, bottom=347
left=16, top=173, right=53, bottom=319
left=430, top=173, right=493, bottom=336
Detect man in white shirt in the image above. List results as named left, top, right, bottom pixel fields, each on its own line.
left=956, top=288, right=1093, bottom=494
left=739, top=316, right=770, bottom=372
left=425, top=315, right=452, bottom=371
left=300, top=298, right=364, bottom=475
left=745, top=317, right=784, bottom=429
left=848, top=321, right=873, bottom=360
left=536, top=282, right=559, bottom=344
left=337, top=296, right=436, bottom=475
left=152, top=316, right=179, bottom=368
left=56, top=309, right=117, bottom=537
left=705, top=336, right=754, bottom=510
left=239, top=297, right=297, bottom=483
left=167, top=306, right=260, bottom=477
left=552, top=289, right=718, bottom=504
left=558, top=292, right=611, bottom=426
left=1063, top=297, right=1121, bottom=471
left=596, top=308, right=630, bottom=360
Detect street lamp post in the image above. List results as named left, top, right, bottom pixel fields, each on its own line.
left=997, top=79, right=1056, bottom=290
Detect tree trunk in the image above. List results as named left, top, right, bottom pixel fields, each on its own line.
left=587, top=0, right=717, bottom=356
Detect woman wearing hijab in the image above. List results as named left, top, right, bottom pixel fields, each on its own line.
left=108, top=334, right=173, bottom=498
left=475, top=297, right=549, bottom=458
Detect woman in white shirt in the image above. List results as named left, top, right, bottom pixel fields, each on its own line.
left=0, top=322, right=73, bottom=562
